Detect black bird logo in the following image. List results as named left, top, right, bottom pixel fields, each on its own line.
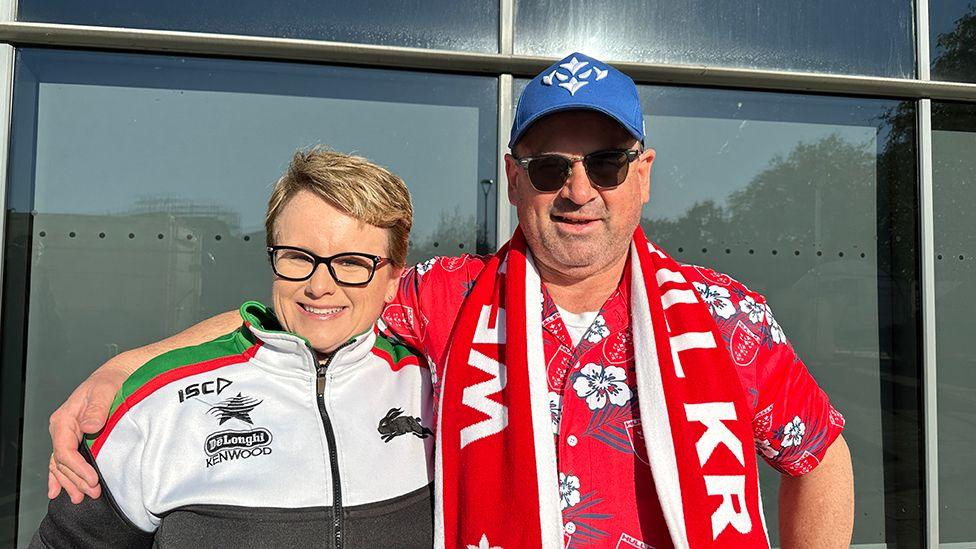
left=208, top=393, right=263, bottom=425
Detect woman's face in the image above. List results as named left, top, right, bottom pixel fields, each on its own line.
left=271, top=190, right=402, bottom=354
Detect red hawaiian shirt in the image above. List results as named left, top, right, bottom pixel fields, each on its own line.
left=381, top=253, right=845, bottom=549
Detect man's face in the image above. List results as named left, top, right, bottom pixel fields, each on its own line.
left=505, top=110, right=655, bottom=282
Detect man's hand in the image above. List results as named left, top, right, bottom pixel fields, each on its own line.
left=778, top=435, right=854, bottom=547
left=46, top=310, right=241, bottom=503
left=47, top=363, right=131, bottom=503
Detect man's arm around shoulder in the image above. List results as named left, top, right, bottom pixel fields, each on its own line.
left=49, top=310, right=240, bottom=501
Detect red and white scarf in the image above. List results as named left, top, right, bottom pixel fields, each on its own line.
left=435, top=227, right=770, bottom=548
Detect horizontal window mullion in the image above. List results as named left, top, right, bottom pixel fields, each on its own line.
left=1, top=22, right=976, bottom=102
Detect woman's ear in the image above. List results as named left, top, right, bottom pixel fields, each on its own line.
left=384, top=266, right=404, bottom=303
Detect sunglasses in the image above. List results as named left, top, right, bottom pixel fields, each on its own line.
left=513, top=148, right=642, bottom=193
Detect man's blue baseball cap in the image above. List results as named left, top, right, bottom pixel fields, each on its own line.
left=509, top=52, right=645, bottom=149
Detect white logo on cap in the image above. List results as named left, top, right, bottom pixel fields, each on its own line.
left=541, top=56, right=608, bottom=96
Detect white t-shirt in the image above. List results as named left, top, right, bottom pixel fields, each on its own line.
left=555, top=305, right=599, bottom=347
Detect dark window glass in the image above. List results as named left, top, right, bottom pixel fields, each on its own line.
left=930, top=1, right=976, bottom=82
left=932, top=101, right=976, bottom=544
left=0, top=48, right=497, bottom=547
left=515, top=0, right=915, bottom=77
left=17, top=0, right=498, bottom=52
left=640, top=88, right=921, bottom=545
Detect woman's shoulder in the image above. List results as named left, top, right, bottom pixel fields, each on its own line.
left=114, top=325, right=254, bottom=413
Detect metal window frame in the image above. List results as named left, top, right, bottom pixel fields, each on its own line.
left=915, top=0, right=940, bottom=545
left=496, top=0, right=513, bottom=241
left=0, top=22, right=974, bottom=101
left=0, top=0, right=14, bottom=332
left=0, top=0, right=19, bottom=546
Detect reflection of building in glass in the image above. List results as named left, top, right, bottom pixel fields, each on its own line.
left=126, top=197, right=242, bottom=233
left=408, top=207, right=478, bottom=264
left=31, top=211, right=269, bottom=352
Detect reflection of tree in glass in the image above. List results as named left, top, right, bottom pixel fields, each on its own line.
left=933, top=3, right=976, bottom=82
left=644, top=134, right=874, bottom=260
left=408, top=207, right=478, bottom=265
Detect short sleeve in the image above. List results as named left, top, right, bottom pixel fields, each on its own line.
left=381, top=254, right=488, bottom=377
left=685, top=264, right=845, bottom=477
left=747, top=297, right=846, bottom=477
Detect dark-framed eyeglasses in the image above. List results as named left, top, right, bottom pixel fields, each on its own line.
left=513, top=148, right=642, bottom=193
left=267, top=246, right=393, bottom=286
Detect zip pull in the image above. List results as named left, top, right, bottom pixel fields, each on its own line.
left=316, top=365, right=327, bottom=395
left=313, top=338, right=354, bottom=396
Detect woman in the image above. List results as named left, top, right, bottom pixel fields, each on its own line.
left=31, top=148, right=434, bottom=548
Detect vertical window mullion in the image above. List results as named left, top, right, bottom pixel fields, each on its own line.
left=915, top=0, right=939, bottom=544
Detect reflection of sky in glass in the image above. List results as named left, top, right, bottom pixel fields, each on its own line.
left=19, top=0, right=497, bottom=52
left=645, top=116, right=877, bottom=221
left=34, top=83, right=479, bottom=239
left=515, top=0, right=914, bottom=77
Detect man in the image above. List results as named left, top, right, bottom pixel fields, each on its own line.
left=49, top=52, right=853, bottom=548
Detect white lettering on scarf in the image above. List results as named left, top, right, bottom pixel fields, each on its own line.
left=704, top=475, right=752, bottom=538
left=686, top=403, right=751, bottom=538
left=460, top=306, right=509, bottom=448
left=655, top=268, right=686, bottom=285
left=669, top=331, right=717, bottom=378
left=661, top=288, right=699, bottom=310
left=684, top=402, right=745, bottom=466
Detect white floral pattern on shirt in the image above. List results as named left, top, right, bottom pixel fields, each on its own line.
left=583, top=314, right=610, bottom=343
left=739, top=294, right=765, bottom=324
left=558, top=472, right=581, bottom=509
left=549, top=391, right=563, bottom=434
left=781, top=416, right=806, bottom=447
left=693, top=281, right=736, bottom=319
left=572, top=363, right=632, bottom=410
left=764, top=304, right=786, bottom=344
left=737, top=293, right=788, bottom=346
left=416, top=257, right=437, bottom=276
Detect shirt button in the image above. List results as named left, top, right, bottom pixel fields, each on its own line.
left=564, top=521, right=576, bottom=534
left=567, top=435, right=578, bottom=447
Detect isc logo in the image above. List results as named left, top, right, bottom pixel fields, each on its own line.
left=178, top=378, right=233, bottom=403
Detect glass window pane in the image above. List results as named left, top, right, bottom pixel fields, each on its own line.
left=933, top=101, right=976, bottom=544
left=930, top=1, right=976, bottom=82
left=515, top=0, right=914, bottom=77
left=640, top=87, right=921, bottom=545
left=18, top=0, right=497, bottom=52
left=2, top=48, right=497, bottom=547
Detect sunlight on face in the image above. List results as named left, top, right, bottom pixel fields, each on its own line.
left=270, top=191, right=401, bottom=354
left=507, top=111, right=654, bottom=281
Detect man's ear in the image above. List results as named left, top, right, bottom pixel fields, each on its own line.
left=639, top=148, right=656, bottom=204
left=504, top=153, right=521, bottom=206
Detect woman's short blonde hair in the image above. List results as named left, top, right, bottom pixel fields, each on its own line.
left=265, top=147, right=413, bottom=265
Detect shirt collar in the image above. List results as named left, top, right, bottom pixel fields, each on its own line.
left=239, top=301, right=377, bottom=377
